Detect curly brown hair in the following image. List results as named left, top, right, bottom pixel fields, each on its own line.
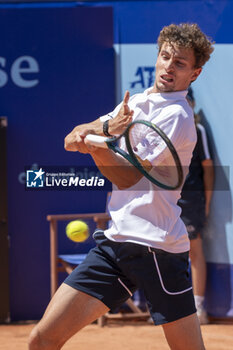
left=157, top=23, right=214, bottom=68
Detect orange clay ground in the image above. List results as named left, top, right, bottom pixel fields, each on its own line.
left=0, top=321, right=233, bottom=350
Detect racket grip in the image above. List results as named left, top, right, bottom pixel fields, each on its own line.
left=85, top=134, right=108, bottom=148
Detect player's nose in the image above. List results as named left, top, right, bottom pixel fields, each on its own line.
left=165, top=59, right=175, bottom=72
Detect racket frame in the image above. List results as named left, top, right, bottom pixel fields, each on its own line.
left=124, top=120, right=183, bottom=190
left=89, top=120, right=183, bottom=190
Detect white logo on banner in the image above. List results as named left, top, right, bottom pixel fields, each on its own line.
left=0, top=56, right=39, bottom=88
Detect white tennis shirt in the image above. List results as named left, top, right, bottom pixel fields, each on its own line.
left=100, top=88, right=197, bottom=253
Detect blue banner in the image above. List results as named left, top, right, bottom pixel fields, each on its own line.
left=0, top=6, right=114, bottom=320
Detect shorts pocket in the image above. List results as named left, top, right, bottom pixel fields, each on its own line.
left=149, top=249, right=192, bottom=295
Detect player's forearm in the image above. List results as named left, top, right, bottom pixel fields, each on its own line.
left=90, top=148, right=143, bottom=189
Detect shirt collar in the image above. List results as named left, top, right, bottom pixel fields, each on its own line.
left=145, top=87, right=188, bottom=101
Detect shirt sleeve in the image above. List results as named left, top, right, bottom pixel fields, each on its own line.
left=99, top=102, right=122, bottom=122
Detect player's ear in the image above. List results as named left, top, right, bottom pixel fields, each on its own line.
left=191, top=67, right=202, bottom=83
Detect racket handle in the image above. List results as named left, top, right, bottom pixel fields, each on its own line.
left=85, top=134, right=108, bottom=148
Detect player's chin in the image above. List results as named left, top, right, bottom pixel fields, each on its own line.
left=156, top=82, right=174, bottom=93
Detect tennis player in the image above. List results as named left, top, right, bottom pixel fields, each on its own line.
left=29, top=23, right=214, bottom=350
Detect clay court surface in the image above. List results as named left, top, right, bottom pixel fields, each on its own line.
left=0, top=321, right=233, bottom=350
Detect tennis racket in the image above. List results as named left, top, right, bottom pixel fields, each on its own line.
left=85, top=120, right=183, bottom=190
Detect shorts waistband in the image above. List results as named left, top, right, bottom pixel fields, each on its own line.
left=148, top=247, right=189, bottom=256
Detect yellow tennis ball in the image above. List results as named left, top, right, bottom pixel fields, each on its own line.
left=66, top=220, right=89, bottom=242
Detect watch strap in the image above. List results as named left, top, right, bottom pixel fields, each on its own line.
left=103, top=120, right=113, bottom=137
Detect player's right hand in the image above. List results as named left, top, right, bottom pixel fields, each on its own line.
left=108, top=91, right=134, bottom=135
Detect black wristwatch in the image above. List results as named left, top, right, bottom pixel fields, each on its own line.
left=103, top=120, right=113, bottom=137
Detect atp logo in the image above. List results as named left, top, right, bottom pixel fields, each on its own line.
left=26, top=168, right=45, bottom=188
left=130, top=66, right=155, bottom=89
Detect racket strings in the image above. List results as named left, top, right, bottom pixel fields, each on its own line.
left=128, top=123, right=180, bottom=188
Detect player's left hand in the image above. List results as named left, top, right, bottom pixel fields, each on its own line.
left=64, top=124, right=94, bottom=153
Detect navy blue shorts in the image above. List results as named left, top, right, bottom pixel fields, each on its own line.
left=64, top=230, right=196, bottom=325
